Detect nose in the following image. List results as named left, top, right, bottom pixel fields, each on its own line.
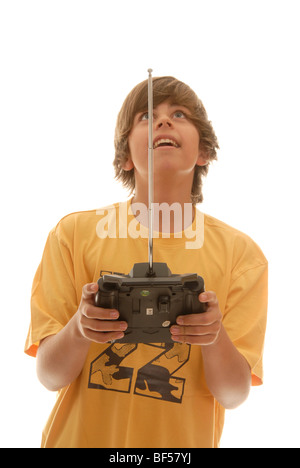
left=155, top=114, right=172, bottom=129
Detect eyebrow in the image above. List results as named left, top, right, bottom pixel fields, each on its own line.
left=170, top=104, right=192, bottom=115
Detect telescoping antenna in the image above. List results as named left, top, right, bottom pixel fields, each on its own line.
left=147, top=68, right=154, bottom=276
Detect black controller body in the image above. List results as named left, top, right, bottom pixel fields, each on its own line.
left=95, top=262, right=206, bottom=343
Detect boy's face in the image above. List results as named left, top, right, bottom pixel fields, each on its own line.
left=124, top=101, right=207, bottom=180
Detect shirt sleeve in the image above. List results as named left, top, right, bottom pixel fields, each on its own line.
left=25, top=224, right=78, bottom=357
left=222, top=261, right=268, bottom=386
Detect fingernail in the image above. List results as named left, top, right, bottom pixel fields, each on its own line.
left=171, top=336, right=181, bottom=342
left=171, top=326, right=180, bottom=334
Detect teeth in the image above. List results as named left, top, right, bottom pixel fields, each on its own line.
left=153, top=138, right=179, bottom=149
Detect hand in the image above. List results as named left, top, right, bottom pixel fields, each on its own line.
left=170, top=291, right=222, bottom=345
left=75, top=283, right=128, bottom=343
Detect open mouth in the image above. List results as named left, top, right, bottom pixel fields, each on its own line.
left=153, top=138, right=179, bottom=149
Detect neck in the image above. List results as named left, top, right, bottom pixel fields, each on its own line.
left=132, top=176, right=195, bottom=233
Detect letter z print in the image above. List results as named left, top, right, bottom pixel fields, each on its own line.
left=88, top=342, right=191, bottom=404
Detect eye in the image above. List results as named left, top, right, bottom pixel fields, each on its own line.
left=140, top=112, right=149, bottom=121
left=173, top=110, right=186, bottom=119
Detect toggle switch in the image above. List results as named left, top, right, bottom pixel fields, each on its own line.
left=158, top=295, right=170, bottom=313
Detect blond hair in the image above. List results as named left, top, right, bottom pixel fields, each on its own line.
left=113, top=76, right=219, bottom=204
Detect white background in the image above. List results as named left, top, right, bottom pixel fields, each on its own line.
left=1, top=0, right=299, bottom=448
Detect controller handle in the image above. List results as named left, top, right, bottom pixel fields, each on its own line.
left=95, top=277, right=119, bottom=309
left=184, top=277, right=207, bottom=314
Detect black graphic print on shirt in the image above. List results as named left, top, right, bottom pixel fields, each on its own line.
left=88, top=342, right=191, bottom=404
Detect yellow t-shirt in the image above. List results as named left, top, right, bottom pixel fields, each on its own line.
left=25, top=199, right=268, bottom=448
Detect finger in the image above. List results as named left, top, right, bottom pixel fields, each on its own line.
left=171, top=323, right=220, bottom=336
left=82, top=316, right=127, bottom=333
left=171, top=333, right=217, bottom=346
left=83, top=304, right=120, bottom=320
left=176, top=309, right=219, bottom=326
left=83, top=329, right=126, bottom=344
left=81, top=283, right=98, bottom=300
left=199, top=291, right=218, bottom=305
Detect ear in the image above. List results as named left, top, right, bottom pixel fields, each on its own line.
left=196, top=148, right=209, bottom=167
left=122, top=156, right=134, bottom=171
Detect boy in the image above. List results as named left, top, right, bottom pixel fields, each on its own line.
left=25, top=76, right=268, bottom=448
